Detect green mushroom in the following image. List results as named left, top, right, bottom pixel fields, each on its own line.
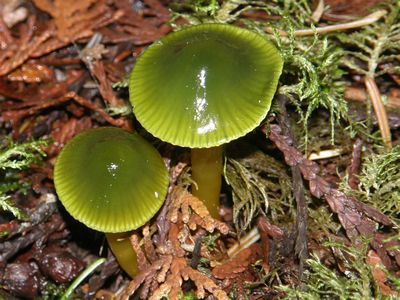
left=54, top=127, right=169, bottom=277
left=129, top=24, right=282, bottom=218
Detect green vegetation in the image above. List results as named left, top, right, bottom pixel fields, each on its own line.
left=224, top=150, right=293, bottom=232
left=0, top=138, right=47, bottom=219
left=341, top=146, right=400, bottom=219
left=280, top=240, right=399, bottom=299
left=338, top=2, right=400, bottom=80
left=61, top=258, right=106, bottom=300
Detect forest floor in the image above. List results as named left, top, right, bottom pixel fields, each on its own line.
left=0, top=0, right=399, bottom=299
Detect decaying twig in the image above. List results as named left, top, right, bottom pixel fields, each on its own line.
left=2, top=91, right=128, bottom=132
left=0, top=214, right=66, bottom=263
left=264, top=10, right=386, bottom=36
left=365, top=76, right=392, bottom=148
left=266, top=124, right=400, bottom=269
left=277, top=97, right=308, bottom=275
left=347, top=139, right=363, bottom=190
left=121, top=187, right=229, bottom=299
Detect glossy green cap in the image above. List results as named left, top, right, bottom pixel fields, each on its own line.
left=54, top=127, right=168, bottom=233
left=129, top=23, right=283, bottom=148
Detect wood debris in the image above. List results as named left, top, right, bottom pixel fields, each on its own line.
left=33, top=0, right=109, bottom=42
left=267, top=124, right=400, bottom=269
left=121, top=187, right=229, bottom=299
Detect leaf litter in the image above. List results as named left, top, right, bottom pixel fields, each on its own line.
left=0, top=0, right=400, bottom=298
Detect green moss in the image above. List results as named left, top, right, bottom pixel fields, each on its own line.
left=341, top=146, right=400, bottom=220
left=0, top=138, right=47, bottom=220
left=224, top=149, right=293, bottom=231
left=279, top=240, right=394, bottom=299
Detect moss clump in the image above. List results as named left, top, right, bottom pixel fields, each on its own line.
left=0, top=138, right=47, bottom=220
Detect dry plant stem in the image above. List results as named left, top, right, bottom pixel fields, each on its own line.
left=191, top=146, right=223, bottom=219
left=364, top=76, right=392, bottom=149
left=311, top=0, right=324, bottom=23
left=106, top=232, right=138, bottom=278
left=264, top=10, right=386, bottom=36
left=308, top=148, right=343, bottom=160
left=227, top=227, right=260, bottom=258
left=347, top=139, right=363, bottom=190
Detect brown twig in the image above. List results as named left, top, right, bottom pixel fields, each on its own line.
left=264, top=10, right=386, bottom=36
left=347, top=139, right=363, bottom=190
left=276, top=96, right=308, bottom=275
left=311, top=0, right=324, bottom=23
left=0, top=194, right=58, bottom=239
left=266, top=124, right=400, bottom=269
left=2, top=91, right=128, bottom=130
left=0, top=214, right=65, bottom=264
left=364, top=76, right=392, bottom=148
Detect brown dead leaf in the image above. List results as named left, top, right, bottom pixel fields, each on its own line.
left=257, top=216, right=284, bottom=273
left=142, top=225, right=158, bottom=264
left=111, top=0, right=171, bottom=46
left=47, top=116, right=92, bottom=157
left=366, top=250, right=398, bottom=297
left=33, top=0, right=106, bottom=42
left=323, top=0, right=385, bottom=21
left=0, top=69, right=83, bottom=103
left=89, top=60, right=125, bottom=107
left=7, top=63, right=54, bottom=83
left=345, top=86, right=400, bottom=109
left=2, top=91, right=127, bottom=140
left=0, top=0, right=28, bottom=28
left=0, top=27, right=52, bottom=76
left=130, top=233, right=150, bottom=271
left=213, top=244, right=262, bottom=280
left=150, top=257, right=228, bottom=300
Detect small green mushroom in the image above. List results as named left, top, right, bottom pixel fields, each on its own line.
left=54, top=127, right=169, bottom=277
left=129, top=24, right=282, bottom=218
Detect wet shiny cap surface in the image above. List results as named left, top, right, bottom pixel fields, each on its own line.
left=129, top=23, right=283, bottom=148
left=54, top=127, right=169, bottom=233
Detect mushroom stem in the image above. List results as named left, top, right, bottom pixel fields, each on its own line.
left=191, top=146, right=223, bottom=219
left=106, top=232, right=138, bottom=277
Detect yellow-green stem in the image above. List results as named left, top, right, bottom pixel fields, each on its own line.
left=191, top=146, right=223, bottom=219
left=106, top=232, right=137, bottom=278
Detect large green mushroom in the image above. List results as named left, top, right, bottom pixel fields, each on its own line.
left=129, top=24, right=282, bottom=218
left=54, top=127, right=169, bottom=277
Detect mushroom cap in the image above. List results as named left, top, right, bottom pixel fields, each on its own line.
left=54, top=127, right=168, bottom=233
left=129, top=23, right=283, bottom=148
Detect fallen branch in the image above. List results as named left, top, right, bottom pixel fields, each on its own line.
left=264, top=10, right=386, bottom=36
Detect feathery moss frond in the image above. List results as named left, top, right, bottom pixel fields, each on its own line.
left=0, top=138, right=47, bottom=219
left=0, top=139, right=47, bottom=170
left=0, top=195, right=25, bottom=220
left=272, top=20, right=348, bottom=148
left=338, top=1, right=400, bottom=78
left=341, top=146, right=400, bottom=219
left=280, top=240, right=394, bottom=299
left=224, top=150, right=293, bottom=232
